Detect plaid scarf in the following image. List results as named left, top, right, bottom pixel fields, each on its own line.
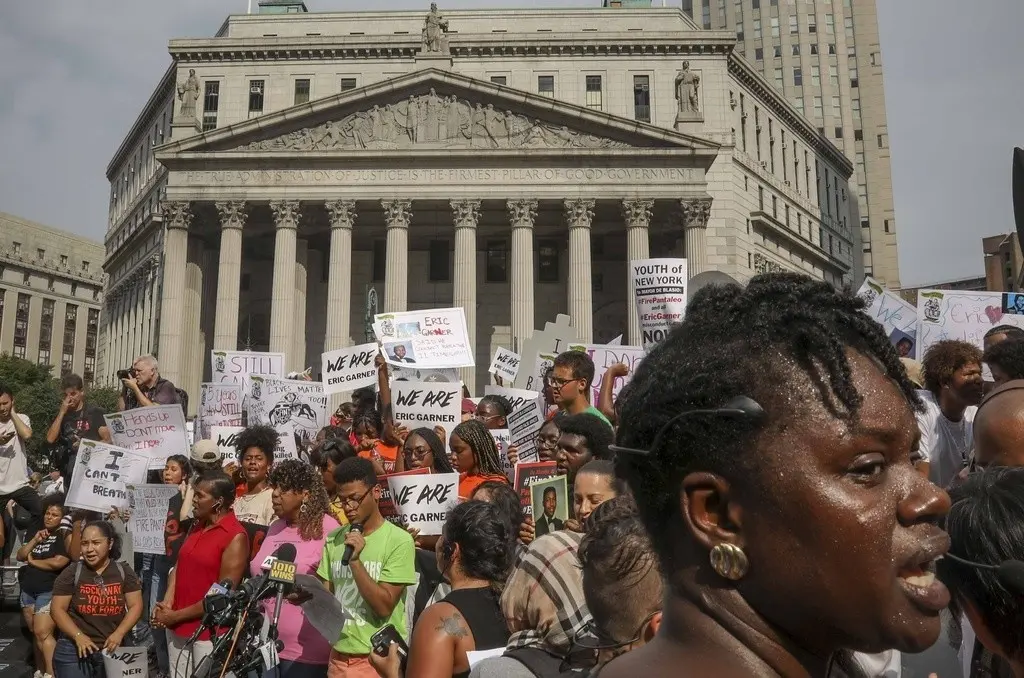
left=502, top=530, right=591, bottom=656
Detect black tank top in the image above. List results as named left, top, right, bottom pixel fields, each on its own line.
left=442, top=586, right=511, bottom=678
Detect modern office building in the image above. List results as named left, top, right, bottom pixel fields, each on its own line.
left=0, top=212, right=106, bottom=383
left=683, top=0, right=900, bottom=288
left=100, top=1, right=857, bottom=401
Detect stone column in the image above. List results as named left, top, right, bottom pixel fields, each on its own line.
left=213, top=201, right=247, bottom=352
left=382, top=200, right=412, bottom=313
left=681, top=197, right=714, bottom=278
left=182, top=238, right=204, bottom=415
left=293, top=239, right=309, bottom=372
left=143, top=258, right=159, bottom=355
left=269, top=200, right=301, bottom=357
left=451, top=199, right=481, bottom=393
left=623, top=199, right=654, bottom=347
left=107, top=294, right=121, bottom=376
left=508, top=199, right=538, bottom=352
left=565, top=199, right=596, bottom=343
left=200, top=248, right=219, bottom=381
left=156, top=201, right=192, bottom=387
left=325, top=200, right=356, bottom=352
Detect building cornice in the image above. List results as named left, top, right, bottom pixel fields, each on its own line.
left=750, top=210, right=850, bottom=274
left=106, top=65, right=176, bottom=179
left=0, top=249, right=106, bottom=286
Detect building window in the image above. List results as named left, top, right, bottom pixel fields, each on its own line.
left=294, top=78, right=311, bottom=105
left=633, top=75, right=651, bottom=123
left=791, top=44, right=801, bottom=56
left=774, top=67, right=783, bottom=89
left=812, top=67, right=821, bottom=88
left=71, top=282, right=77, bottom=297
left=835, top=127, right=843, bottom=139
left=758, top=185, right=765, bottom=211
left=22, top=271, right=30, bottom=286
left=831, top=95, right=841, bottom=117
left=813, top=96, right=823, bottom=119
left=340, top=77, right=358, bottom=91
left=808, top=17, right=816, bottom=33
left=753, top=18, right=761, bottom=39
left=202, top=81, right=220, bottom=131
left=770, top=17, right=780, bottom=37
left=878, top=133, right=889, bottom=148
left=852, top=98, right=861, bottom=119
left=538, top=241, right=559, bottom=283
left=884, top=219, right=892, bottom=233
left=829, top=64, right=839, bottom=86
left=12, top=242, right=21, bottom=256
left=248, top=80, right=265, bottom=118
left=854, top=129, right=863, bottom=142
left=62, top=304, right=78, bottom=375
left=372, top=240, right=386, bottom=282
left=37, top=248, right=45, bottom=260
left=736, top=21, right=744, bottom=40
left=793, top=67, right=803, bottom=86
left=538, top=75, right=555, bottom=98
left=810, top=43, right=819, bottom=56
left=772, top=195, right=778, bottom=218
left=790, top=14, right=799, bottom=34
left=428, top=240, right=451, bottom=282
left=60, top=255, right=68, bottom=267
left=755, top=47, right=764, bottom=61
left=38, top=299, right=55, bottom=366
left=486, top=240, right=509, bottom=283
left=14, top=293, right=30, bottom=359
left=490, top=76, right=507, bottom=86
left=585, top=75, right=603, bottom=109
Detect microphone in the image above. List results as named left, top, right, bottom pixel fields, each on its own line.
left=943, top=553, right=1024, bottom=597
left=238, top=543, right=298, bottom=603
left=268, top=546, right=298, bottom=641
left=341, top=523, right=363, bottom=566
left=187, top=579, right=235, bottom=646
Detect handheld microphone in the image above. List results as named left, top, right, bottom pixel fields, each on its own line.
left=341, top=523, right=363, bottom=566
left=943, top=553, right=1024, bottom=597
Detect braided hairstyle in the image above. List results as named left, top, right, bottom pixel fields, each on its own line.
left=405, top=427, right=455, bottom=473
left=616, top=272, right=920, bottom=578
left=352, top=409, right=383, bottom=439
left=452, top=419, right=505, bottom=477
left=478, top=394, right=514, bottom=418
left=269, top=459, right=331, bottom=541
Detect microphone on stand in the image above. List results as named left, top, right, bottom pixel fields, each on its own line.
left=341, top=523, right=363, bottom=566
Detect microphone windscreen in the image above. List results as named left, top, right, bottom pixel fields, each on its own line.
left=276, top=542, right=298, bottom=563
left=351, top=522, right=364, bottom=534
left=997, top=560, right=1024, bottom=597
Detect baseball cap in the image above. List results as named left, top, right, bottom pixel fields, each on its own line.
left=191, top=439, right=222, bottom=464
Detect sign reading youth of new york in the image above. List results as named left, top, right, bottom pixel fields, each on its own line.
left=197, top=383, right=243, bottom=439
left=211, top=350, right=285, bottom=386
left=104, top=405, right=190, bottom=471
left=66, top=440, right=148, bottom=513
left=392, top=381, right=462, bottom=444
left=631, top=258, right=688, bottom=350
left=856, top=277, right=918, bottom=359
left=246, top=377, right=327, bottom=442
left=375, top=307, right=474, bottom=369
left=387, top=472, right=460, bottom=536
left=321, top=343, right=381, bottom=395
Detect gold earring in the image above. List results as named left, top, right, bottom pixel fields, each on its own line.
left=709, top=543, right=749, bottom=581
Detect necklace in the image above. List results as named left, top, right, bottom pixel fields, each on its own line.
left=938, top=414, right=969, bottom=463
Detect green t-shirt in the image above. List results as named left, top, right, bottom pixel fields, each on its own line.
left=556, top=406, right=613, bottom=428
left=316, top=520, right=417, bottom=655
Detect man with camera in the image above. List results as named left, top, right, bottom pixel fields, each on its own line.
left=45, top=374, right=111, bottom=482
left=117, top=355, right=182, bottom=411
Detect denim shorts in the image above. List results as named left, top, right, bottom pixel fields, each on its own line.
left=20, top=590, right=52, bottom=614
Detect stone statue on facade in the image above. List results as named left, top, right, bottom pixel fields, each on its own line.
left=177, top=69, right=201, bottom=119
left=675, top=61, right=701, bottom=116
left=421, top=3, right=450, bottom=54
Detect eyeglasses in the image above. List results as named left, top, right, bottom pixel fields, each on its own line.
left=474, top=413, right=501, bottom=422
left=407, top=445, right=432, bottom=460
left=572, top=610, right=660, bottom=655
left=338, top=487, right=373, bottom=509
left=546, top=376, right=579, bottom=389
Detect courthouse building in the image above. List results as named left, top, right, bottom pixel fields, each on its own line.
left=100, top=0, right=858, bottom=401
left=0, top=212, right=105, bottom=383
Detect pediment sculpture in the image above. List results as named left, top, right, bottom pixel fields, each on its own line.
left=239, top=89, right=631, bottom=152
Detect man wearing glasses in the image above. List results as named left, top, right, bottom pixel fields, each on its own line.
left=315, top=457, right=416, bottom=677
left=549, top=351, right=612, bottom=428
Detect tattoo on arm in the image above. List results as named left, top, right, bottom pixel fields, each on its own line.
left=436, top=612, right=469, bottom=639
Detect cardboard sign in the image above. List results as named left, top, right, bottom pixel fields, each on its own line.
left=484, top=386, right=541, bottom=416
left=375, top=307, right=475, bottom=369
left=66, top=440, right=149, bottom=513
left=917, top=290, right=1024, bottom=357
left=632, top=258, right=687, bottom=350
left=392, top=381, right=462, bottom=444
left=197, top=383, right=243, bottom=440
left=489, top=429, right=514, bottom=481
left=211, top=350, right=285, bottom=386
left=246, top=377, right=327, bottom=442
left=102, top=647, right=148, bottom=678
left=273, top=422, right=301, bottom=463
left=378, top=468, right=430, bottom=527
left=514, top=461, right=559, bottom=517
left=507, top=400, right=543, bottom=464
left=387, top=472, right=460, bottom=536
left=321, top=343, right=381, bottom=395
left=513, top=315, right=579, bottom=390
left=104, top=405, right=190, bottom=471
left=127, top=484, right=180, bottom=555
left=488, top=347, right=521, bottom=383
left=569, top=343, right=644, bottom=405
left=210, top=426, right=244, bottom=465
left=857, top=277, right=919, bottom=359
left=390, top=366, right=461, bottom=384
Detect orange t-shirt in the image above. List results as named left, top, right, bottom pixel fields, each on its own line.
left=359, top=442, right=400, bottom=475
left=458, top=472, right=509, bottom=501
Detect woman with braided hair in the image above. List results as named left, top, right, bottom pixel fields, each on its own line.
left=599, top=272, right=952, bottom=678
left=450, top=419, right=509, bottom=500
left=475, top=394, right=514, bottom=430
left=402, top=427, right=455, bottom=474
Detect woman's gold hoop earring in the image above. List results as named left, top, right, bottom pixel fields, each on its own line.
left=709, top=543, right=749, bottom=581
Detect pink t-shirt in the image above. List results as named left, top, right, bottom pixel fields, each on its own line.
left=251, top=515, right=341, bottom=664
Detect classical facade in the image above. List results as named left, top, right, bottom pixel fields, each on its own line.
left=100, top=3, right=856, bottom=404
left=0, top=212, right=105, bottom=382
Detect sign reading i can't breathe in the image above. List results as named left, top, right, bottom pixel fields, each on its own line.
left=321, top=343, right=381, bottom=395
left=66, top=440, right=149, bottom=513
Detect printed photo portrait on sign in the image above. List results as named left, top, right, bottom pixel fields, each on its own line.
left=385, top=341, right=417, bottom=364
left=889, top=328, right=915, bottom=359
left=1003, top=292, right=1024, bottom=316
left=530, top=475, right=568, bottom=537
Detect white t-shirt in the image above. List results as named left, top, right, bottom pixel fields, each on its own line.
left=0, top=414, right=31, bottom=495
left=915, top=389, right=975, bottom=489
left=232, top=488, right=275, bottom=526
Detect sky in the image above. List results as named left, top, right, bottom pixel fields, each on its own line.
left=0, top=0, right=1020, bottom=287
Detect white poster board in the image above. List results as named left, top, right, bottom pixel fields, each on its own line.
left=246, top=376, right=327, bottom=442
left=273, top=422, right=301, bottom=463
left=917, top=290, right=1024, bottom=357
left=104, top=405, right=190, bottom=471
left=569, top=344, right=645, bottom=405
left=66, top=440, right=149, bottom=513
left=856, top=277, right=919, bottom=358
left=210, top=350, right=285, bottom=386
left=102, top=647, right=148, bottom=678
left=210, top=426, right=245, bottom=465
left=375, top=307, right=475, bottom=369
left=507, top=400, right=543, bottom=465
left=513, top=315, right=579, bottom=390
left=127, top=484, right=180, bottom=555
left=392, top=381, right=462, bottom=444
left=321, top=343, right=380, bottom=395
left=387, top=472, right=459, bottom=535
left=490, top=429, right=514, bottom=481
left=197, top=383, right=243, bottom=440
left=483, top=386, right=541, bottom=416
left=488, top=348, right=521, bottom=383
left=631, top=258, right=687, bottom=350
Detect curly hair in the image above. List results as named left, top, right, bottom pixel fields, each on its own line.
left=235, top=425, right=279, bottom=464
left=922, top=339, right=983, bottom=395
left=615, top=272, right=919, bottom=578
left=269, top=459, right=332, bottom=541
left=404, top=427, right=454, bottom=473
left=451, top=419, right=505, bottom=477
left=983, top=338, right=1024, bottom=382
left=557, top=413, right=614, bottom=462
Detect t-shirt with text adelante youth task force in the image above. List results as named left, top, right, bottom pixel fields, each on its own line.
left=19, top=530, right=69, bottom=595
left=0, top=414, right=31, bottom=494
left=316, top=520, right=417, bottom=655
left=52, top=562, right=141, bottom=646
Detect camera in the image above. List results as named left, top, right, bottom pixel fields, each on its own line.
left=116, top=368, right=137, bottom=380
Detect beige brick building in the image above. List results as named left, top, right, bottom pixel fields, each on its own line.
left=100, top=1, right=857, bottom=402
left=0, top=212, right=105, bottom=383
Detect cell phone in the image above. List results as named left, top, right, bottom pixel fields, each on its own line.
left=370, top=624, right=409, bottom=660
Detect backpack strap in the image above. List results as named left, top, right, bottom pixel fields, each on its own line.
left=504, top=647, right=590, bottom=678
left=73, top=561, right=83, bottom=589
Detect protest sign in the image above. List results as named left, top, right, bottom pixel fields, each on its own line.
left=631, top=258, right=687, bottom=350
left=378, top=468, right=430, bottom=527
left=531, top=476, right=569, bottom=535
left=856, top=277, right=919, bottom=358
left=273, top=422, right=301, bottom=463
left=104, top=405, right=189, bottom=471
left=392, top=381, right=462, bottom=444
left=569, top=344, right=645, bottom=404
left=211, top=350, right=285, bottom=386
left=508, top=400, right=543, bottom=464
left=390, top=366, right=461, bottom=384
left=917, top=290, right=1024, bottom=357
left=483, top=386, right=541, bottom=416
left=66, top=440, right=148, bottom=513
left=514, top=461, right=559, bottom=516
left=211, top=426, right=244, bottom=464
left=489, top=348, right=521, bottom=383
left=375, top=307, right=474, bottom=369
left=197, top=383, right=243, bottom=439
left=102, top=647, right=148, bottom=678
left=388, top=472, right=459, bottom=535
left=127, top=484, right=180, bottom=555
left=246, top=376, right=327, bottom=442
left=321, top=343, right=380, bottom=395
left=489, top=429, right=514, bottom=481
left=513, top=315, right=579, bottom=390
